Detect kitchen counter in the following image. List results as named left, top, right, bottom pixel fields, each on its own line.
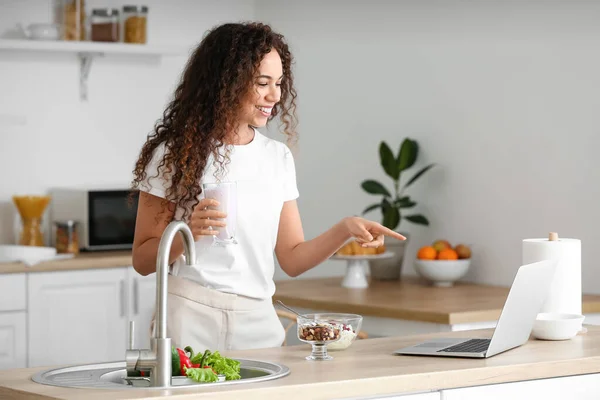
left=0, top=250, right=132, bottom=274
left=1, top=325, right=599, bottom=400
left=273, top=277, right=600, bottom=325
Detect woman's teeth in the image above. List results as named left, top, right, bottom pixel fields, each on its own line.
left=256, top=106, right=272, bottom=115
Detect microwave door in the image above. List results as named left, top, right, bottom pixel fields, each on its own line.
left=87, top=191, right=138, bottom=250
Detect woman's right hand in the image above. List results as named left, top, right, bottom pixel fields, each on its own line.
left=188, top=198, right=227, bottom=240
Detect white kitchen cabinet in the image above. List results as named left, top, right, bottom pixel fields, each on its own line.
left=27, top=267, right=157, bottom=368
left=441, top=373, right=600, bottom=400
left=28, top=268, right=129, bottom=367
left=129, top=270, right=157, bottom=350
left=0, top=273, right=26, bottom=312
left=354, top=392, right=440, bottom=399
left=0, top=312, right=27, bottom=369
left=0, top=273, right=27, bottom=369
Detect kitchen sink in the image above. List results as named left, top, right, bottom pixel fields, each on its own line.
left=31, top=359, right=290, bottom=390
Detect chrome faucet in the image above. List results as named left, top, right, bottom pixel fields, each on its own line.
left=126, top=221, right=197, bottom=387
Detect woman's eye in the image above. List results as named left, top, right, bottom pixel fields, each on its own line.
left=257, top=83, right=268, bottom=87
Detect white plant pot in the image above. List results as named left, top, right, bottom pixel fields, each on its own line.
left=369, top=234, right=408, bottom=280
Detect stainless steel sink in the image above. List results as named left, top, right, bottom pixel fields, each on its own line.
left=31, top=359, right=290, bottom=390
left=31, top=223, right=291, bottom=391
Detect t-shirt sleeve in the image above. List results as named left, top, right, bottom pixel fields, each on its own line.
left=139, top=143, right=171, bottom=199
left=282, top=145, right=299, bottom=201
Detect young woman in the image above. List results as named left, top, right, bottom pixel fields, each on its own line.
left=131, top=22, right=405, bottom=352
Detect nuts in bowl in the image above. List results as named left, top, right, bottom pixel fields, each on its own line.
left=297, top=313, right=363, bottom=360
left=298, top=321, right=340, bottom=342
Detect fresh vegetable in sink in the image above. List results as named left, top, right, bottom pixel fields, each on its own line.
left=188, top=348, right=241, bottom=381
left=171, top=346, right=206, bottom=375
left=130, top=346, right=241, bottom=383
left=172, top=346, right=241, bottom=383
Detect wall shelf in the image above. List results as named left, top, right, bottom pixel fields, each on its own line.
left=0, top=39, right=189, bottom=100
left=0, top=39, right=186, bottom=56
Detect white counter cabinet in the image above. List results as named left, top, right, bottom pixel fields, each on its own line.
left=354, top=392, right=440, bottom=399
left=441, top=373, right=600, bottom=400
left=28, top=267, right=156, bottom=367
left=0, top=312, right=27, bottom=369
left=0, top=273, right=27, bottom=369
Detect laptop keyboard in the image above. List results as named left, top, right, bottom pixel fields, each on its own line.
left=437, top=338, right=491, bottom=353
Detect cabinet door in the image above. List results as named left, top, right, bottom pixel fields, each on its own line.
left=0, top=312, right=27, bottom=369
left=367, top=392, right=440, bottom=399
left=28, top=268, right=128, bottom=367
left=0, top=273, right=26, bottom=312
left=441, top=373, right=600, bottom=400
left=128, top=268, right=156, bottom=350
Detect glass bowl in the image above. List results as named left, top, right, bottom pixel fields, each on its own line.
left=297, top=313, right=363, bottom=360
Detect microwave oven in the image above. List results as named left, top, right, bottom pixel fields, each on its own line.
left=50, top=188, right=139, bottom=251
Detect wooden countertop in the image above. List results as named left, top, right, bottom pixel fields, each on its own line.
left=273, top=277, right=600, bottom=324
left=1, top=325, right=599, bottom=400
left=0, top=251, right=132, bottom=274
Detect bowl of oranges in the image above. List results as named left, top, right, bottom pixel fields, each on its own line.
left=414, top=240, right=472, bottom=287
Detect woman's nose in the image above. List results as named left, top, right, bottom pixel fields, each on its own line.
left=266, top=85, right=280, bottom=103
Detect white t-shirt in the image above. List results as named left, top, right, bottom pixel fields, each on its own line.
left=140, top=129, right=299, bottom=300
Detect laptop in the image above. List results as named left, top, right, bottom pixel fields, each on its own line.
left=394, top=259, right=558, bottom=359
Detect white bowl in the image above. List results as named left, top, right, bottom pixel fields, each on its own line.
left=0, top=245, right=56, bottom=265
left=414, top=259, right=471, bottom=287
left=531, top=313, right=585, bottom=341
left=19, top=23, right=61, bottom=41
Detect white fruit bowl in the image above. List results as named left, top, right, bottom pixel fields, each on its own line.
left=414, top=259, right=471, bottom=287
left=532, top=313, right=585, bottom=341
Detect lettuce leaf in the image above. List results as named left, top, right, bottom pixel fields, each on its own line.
left=204, top=351, right=241, bottom=381
left=185, top=367, right=218, bottom=383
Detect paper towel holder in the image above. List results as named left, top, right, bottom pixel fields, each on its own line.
left=549, top=232, right=559, bottom=241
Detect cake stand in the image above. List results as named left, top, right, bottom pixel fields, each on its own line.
left=330, top=252, right=395, bottom=289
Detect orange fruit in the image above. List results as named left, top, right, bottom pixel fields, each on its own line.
left=438, top=248, right=458, bottom=260
left=432, top=239, right=452, bottom=252
left=417, top=246, right=437, bottom=260
left=454, top=244, right=471, bottom=259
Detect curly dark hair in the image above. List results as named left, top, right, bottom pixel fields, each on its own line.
left=130, top=22, right=298, bottom=221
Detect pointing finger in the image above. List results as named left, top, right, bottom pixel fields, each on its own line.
left=373, top=225, right=406, bottom=240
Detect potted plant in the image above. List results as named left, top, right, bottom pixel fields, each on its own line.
left=361, top=138, right=435, bottom=280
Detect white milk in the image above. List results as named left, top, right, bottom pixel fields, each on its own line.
left=202, top=182, right=237, bottom=244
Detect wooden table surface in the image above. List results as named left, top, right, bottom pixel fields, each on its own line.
left=273, top=276, right=600, bottom=324
left=1, top=326, right=599, bottom=400
left=0, top=250, right=132, bottom=274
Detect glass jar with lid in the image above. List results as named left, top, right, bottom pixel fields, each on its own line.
left=122, top=5, right=148, bottom=44
left=90, top=8, right=120, bottom=42
left=54, top=220, right=80, bottom=254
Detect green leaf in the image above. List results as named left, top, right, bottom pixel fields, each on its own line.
left=379, top=142, right=399, bottom=180
left=361, top=180, right=391, bottom=197
left=404, top=214, right=429, bottom=225
left=382, top=198, right=400, bottom=230
left=397, top=138, right=418, bottom=171
left=362, top=203, right=381, bottom=215
left=395, top=196, right=417, bottom=208
left=404, top=163, right=435, bottom=188
left=203, top=350, right=241, bottom=381
left=185, top=367, right=218, bottom=383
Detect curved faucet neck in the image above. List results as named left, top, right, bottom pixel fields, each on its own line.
left=155, top=221, right=196, bottom=340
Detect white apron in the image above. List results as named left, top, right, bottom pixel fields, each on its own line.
left=151, top=275, right=285, bottom=352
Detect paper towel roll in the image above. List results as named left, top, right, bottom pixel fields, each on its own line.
left=522, top=235, right=581, bottom=315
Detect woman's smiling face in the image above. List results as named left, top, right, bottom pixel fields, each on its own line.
left=239, top=48, right=283, bottom=128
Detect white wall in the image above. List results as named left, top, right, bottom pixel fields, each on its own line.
left=257, top=0, right=600, bottom=293
left=2, top=0, right=599, bottom=295
left=0, top=0, right=255, bottom=243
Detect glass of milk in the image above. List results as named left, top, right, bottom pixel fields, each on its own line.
left=201, top=181, right=238, bottom=246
